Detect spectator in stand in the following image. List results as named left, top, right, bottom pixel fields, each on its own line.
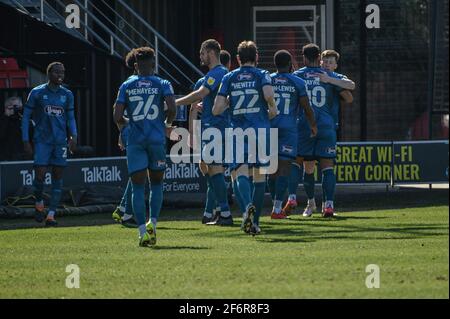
left=0, top=96, right=31, bottom=161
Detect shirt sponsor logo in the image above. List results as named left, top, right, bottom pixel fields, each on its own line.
left=237, top=73, right=253, bottom=81
left=157, top=160, right=166, bottom=168
left=326, top=147, right=337, bottom=155
left=137, top=80, right=152, bottom=88
left=45, top=105, right=64, bottom=117
left=281, top=144, right=293, bottom=154
left=274, top=77, right=288, bottom=84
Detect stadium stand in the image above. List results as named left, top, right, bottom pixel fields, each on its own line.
left=0, top=58, right=29, bottom=88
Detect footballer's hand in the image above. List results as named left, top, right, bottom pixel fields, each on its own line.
left=193, top=102, right=203, bottom=112
left=187, top=133, right=196, bottom=149
left=310, top=125, right=318, bottom=137
left=118, top=135, right=125, bottom=151
left=24, top=142, right=33, bottom=156
left=312, top=72, right=331, bottom=83
left=268, top=106, right=278, bottom=120
left=68, top=138, right=77, bottom=154
left=166, top=126, right=181, bottom=141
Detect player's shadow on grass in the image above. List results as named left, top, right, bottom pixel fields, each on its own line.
left=258, top=222, right=448, bottom=243
left=262, top=215, right=388, bottom=226
left=333, top=188, right=449, bottom=212
left=145, top=245, right=210, bottom=250
left=0, top=215, right=116, bottom=231
left=156, top=226, right=200, bottom=231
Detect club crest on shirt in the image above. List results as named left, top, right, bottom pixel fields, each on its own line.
left=45, top=105, right=64, bottom=117
left=207, top=77, right=215, bottom=86
left=60, top=95, right=67, bottom=103
left=237, top=73, right=253, bottom=81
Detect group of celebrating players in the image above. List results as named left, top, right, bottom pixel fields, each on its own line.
left=22, top=38, right=354, bottom=247
left=111, top=39, right=354, bottom=246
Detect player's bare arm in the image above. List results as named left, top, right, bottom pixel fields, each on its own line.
left=300, top=96, right=318, bottom=137
left=313, top=72, right=355, bottom=90
left=263, top=85, right=278, bottom=119
left=212, top=95, right=228, bottom=115
left=340, top=90, right=354, bottom=104
left=175, top=86, right=209, bottom=106
left=113, top=102, right=126, bottom=126
left=165, top=95, right=177, bottom=125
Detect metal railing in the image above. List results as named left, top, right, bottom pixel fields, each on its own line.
left=2, top=0, right=204, bottom=89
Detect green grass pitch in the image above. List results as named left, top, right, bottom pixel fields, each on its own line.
left=0, top=204, right=448, bottom=298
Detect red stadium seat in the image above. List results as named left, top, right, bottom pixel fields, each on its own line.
left=8, top=70, right=29, bottom=88
left=0, top=58, right=20, bottom=71
left=0, top=71, right=9, bottom=88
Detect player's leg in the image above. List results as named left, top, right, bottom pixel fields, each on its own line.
left=201, top=162, right=216, bottom=224
left=278, top=131, right=299, bottom=216
left=144, top=143, right=168, bottom=244
left=120, top=179, right=137, bottom=227
left=113, top=178, right=133, bottom=223
left=248, top=169, right=255, bottom=200
left=302, top=160, right=317, bottom=217
left=232, top=177, right=246, bottom=214
left=44, top=144, right=68, bottom=226
left=130, top=169, right=151, bottom=246
left=267, top=175, right=276, bottom=203
left=207, top=164, right=233, bottom=226
left=271, top=159, right=291, bottom=219
left=251, top=167, right=266, bottom=231
left=231, top=164, right=255, bottom=233
left=320, top=158, right=336, bottom=217
left=315, top=129, right=337, bottom=217
left=298, top=131, right=316, bottom=217
left=33, top=166, right=47, bottom=223
left=127, top=144, right=152, bottom=246
left=32, top=143, right=52, bottom=223
left=283, top=160, right=302, bottom=215
left=45, top=165, right=64, bottom=226
left=146, top=169, right=163, bottom=245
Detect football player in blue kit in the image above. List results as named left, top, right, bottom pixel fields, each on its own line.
left=213, top=40, right=278, bottom=235
left=176, top=39, right=233, bottom=226
left=114, top=47, right=176, bottom=247
left=22, top=62, right=78, bottom=227
left=284, top=49, right=354, bottom=216
left=293, top=44, right=353, bottom=218
left=268, top=50, right=317, bottom=219
left=112, top=48, right=137, bottom=227
left=316, top=49, right=354, bottom=214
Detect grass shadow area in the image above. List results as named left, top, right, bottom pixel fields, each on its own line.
left=148, top=245, right=210, bottom=250
left=0, top=188, right=447, bottom=231
left=254, top=220, right=448, bottom=244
